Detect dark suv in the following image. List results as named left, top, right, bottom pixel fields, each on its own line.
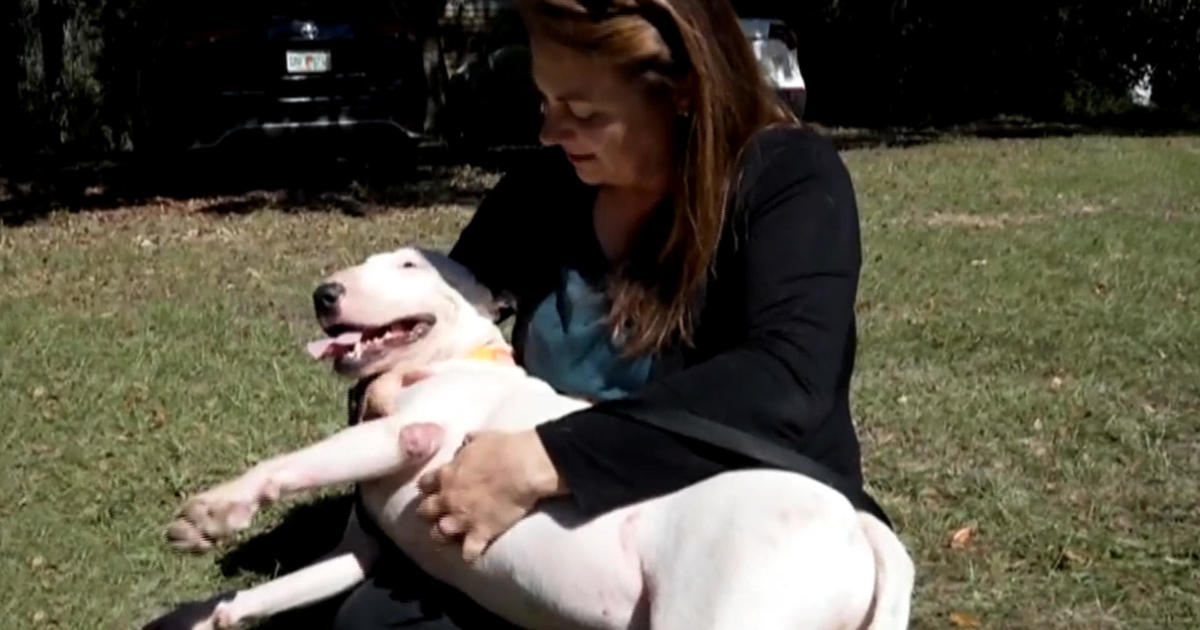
left=143, top=1, right=431, bottom=157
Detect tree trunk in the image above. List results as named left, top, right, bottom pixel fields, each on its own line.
left=38, top=0, right=63, bottom=150
left=1, top=0, right=18, bottom=161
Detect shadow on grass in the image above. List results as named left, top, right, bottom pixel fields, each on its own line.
left=3, top=111, right=1195, bottom=227
left=814, top=110, right=1200, bottom=151
left=0, top=140, right=544, bottom=227
left=217, top=493, right=356, bottom=629
left=219, top=494, right=355, bottom=577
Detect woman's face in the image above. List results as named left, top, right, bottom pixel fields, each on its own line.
left=531, top=37, right=679, bottom=192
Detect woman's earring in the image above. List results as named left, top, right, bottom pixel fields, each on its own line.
left=676, top=92, right=692, bottom=118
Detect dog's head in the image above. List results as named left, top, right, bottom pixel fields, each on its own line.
left=306, top=247, right=508, bottom=378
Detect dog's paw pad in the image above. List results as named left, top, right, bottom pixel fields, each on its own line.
left=400, top=423, right=444, bottom=459
left=166, top=520, right=214, bottom=552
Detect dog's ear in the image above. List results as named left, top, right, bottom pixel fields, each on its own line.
left=418, top=249, right=512, bottom=322
left=488, top=291, right=517, bottom=323
left=465, top=286, right=513, bottom=323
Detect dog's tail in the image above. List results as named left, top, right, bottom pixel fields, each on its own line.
left=858, top=512, right=915, bottom=630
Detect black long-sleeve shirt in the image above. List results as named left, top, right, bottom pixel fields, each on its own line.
left=449, top=125, right=887, bottom=524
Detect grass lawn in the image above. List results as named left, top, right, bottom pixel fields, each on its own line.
left=1, top=135, right=1197, bottom=629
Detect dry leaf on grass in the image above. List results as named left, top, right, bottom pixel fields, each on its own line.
left=949, top=611, right=982, bottom=628
left=949, top=526, right=977, bottom=549
left=1055, top=548, right=1087, bottom=569
left=152, top=406, right=169, bottom=429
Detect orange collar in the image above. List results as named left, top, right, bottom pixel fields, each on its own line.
left=464, top=344, right=515, bottom=364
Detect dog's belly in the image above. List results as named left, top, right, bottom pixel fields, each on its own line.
left=354, top=376, right=646, bottom=630
left=360, top=480, right=647, bottom=630
left=358, top=441, right=870, bottom=630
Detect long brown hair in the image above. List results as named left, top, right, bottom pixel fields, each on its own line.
left=517, top=0, right=796, bottom=356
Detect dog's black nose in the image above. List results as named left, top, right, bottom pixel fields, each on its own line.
left=313, top=282, right=345, bottom=315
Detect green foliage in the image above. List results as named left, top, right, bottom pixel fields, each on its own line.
left=4, top=0, right=438, bottom=159
left=5, top=1, right=1200, bottom=157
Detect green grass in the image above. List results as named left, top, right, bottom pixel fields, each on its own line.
left=2, top=136, right=1198, bottom=629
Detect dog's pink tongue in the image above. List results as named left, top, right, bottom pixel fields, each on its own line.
left=305, top=331, right=363, bottom=360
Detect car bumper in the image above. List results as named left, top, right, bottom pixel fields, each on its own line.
left=189, top=109, right=422, bottom=151
left=187, top=90, right=422, bottom=147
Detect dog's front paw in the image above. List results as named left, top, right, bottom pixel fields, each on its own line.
left=167, top=477, right=275, bottom=552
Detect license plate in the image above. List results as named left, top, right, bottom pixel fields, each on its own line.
left=286, top=50, right=331, bottom=74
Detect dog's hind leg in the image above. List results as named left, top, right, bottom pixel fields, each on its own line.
left=144, top=512, right=381, bottom=630
left=648, top=515, right=876, bottom=630
left=210, top=511, right=382, bottom=628
left=643, top=473, right=877, bottom=630
left=168, top=421, right=443, bottom=552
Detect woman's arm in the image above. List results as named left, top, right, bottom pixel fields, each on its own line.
left=534, top=128, right=866, bottom=517
left=447, top=149, right=581, bottom=315
left=446, top=165, right=537, bottom=312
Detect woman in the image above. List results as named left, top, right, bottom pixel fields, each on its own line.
left=333, top=0, right=889, bottom=627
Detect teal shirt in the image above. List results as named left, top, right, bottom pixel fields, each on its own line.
left=520, top=268, right=654, bottom=401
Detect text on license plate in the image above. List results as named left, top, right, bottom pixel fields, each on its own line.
left=286, top=50, right=330, bottom=73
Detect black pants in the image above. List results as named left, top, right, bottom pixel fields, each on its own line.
left=329, top=541, right=528, bottom=630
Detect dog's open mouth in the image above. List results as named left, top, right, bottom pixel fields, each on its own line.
left=306, top=314, right=436, bottom=362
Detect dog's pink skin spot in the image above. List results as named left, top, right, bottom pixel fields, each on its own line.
left=619, top=511, right=640, bottom=558
left=760, top=506, right=809, bottom=549
left=401, top=369, right=434, bottom=387
left=265, top=471, right=313, bottom=498
left=775, top=506, right=814, bottom=530
left=401, top=423, right=444, bottom=459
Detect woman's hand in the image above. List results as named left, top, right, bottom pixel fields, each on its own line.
left=415, top=429, right=566, bottom=563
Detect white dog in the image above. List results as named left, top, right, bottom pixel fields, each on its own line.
left=154, top=247, right=914, bottom=630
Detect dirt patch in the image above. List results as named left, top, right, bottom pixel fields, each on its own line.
left=923, top=204, right=1105, bottom=229
left=925, top=213, right=1025, bottom=228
